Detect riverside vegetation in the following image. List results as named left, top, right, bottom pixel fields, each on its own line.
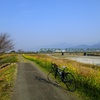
left=23, top=54, right=100, bottom=100
left=0, top=54, right=18, bottom=100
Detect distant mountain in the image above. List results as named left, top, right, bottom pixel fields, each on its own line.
left=91, top=43, right=100, bottom=48
left=73, top=43, right=100, bottom=49
left=72, top=44, right=90, bottom=49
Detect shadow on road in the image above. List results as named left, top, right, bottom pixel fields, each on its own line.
left=33, top=76, right=67, bottom=92
left=34, top=76, right=70, bottom=92
left=34, top=76, right=69, bottom=93
left=33, top=76, right=50, bottom=84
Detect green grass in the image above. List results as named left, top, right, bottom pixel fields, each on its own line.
left=0, top=54, right=18, bottom=66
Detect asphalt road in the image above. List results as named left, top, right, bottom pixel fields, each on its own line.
left=11, top=55, right=78, bottom=100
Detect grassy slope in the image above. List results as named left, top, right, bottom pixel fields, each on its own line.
left=0, top=54, right=18, bottom=100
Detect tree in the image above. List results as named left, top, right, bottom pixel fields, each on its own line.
left=0, top=33, right=14, bottom=53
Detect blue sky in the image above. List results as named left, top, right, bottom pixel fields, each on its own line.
left=0, top=0, right=100, bottom=51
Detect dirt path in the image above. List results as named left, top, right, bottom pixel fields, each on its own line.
left=11, top=55, right=78, bottom=100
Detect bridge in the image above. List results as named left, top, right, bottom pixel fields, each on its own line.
left=39, top=48, right=100, bottom=56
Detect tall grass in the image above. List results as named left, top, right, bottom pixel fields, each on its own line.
left=23, top=54, right=100, bottom=100
left=0, top=54, right=18, bottom=66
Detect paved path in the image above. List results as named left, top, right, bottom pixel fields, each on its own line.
left=11, top=55, right=78, bottom=100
